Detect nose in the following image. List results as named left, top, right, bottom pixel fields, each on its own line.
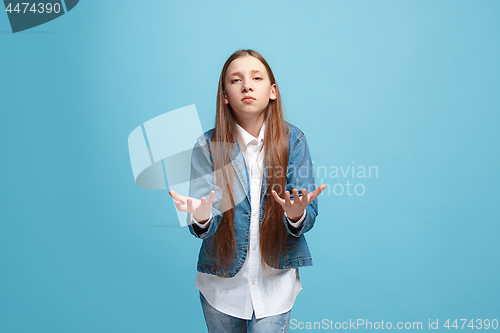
left=242, top=81, right=253, bottom=92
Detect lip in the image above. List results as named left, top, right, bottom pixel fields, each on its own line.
left=241, top=96, right=256, bottom=102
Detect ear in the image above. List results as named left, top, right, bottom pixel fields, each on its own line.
left=224, top=94, right=229, bottom=105
left=269, top=84, right=277, bottom=101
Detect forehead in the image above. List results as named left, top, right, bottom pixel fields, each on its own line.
left=226, top=55, right=267, bottom=77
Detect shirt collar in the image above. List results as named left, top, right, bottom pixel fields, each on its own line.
left=235, top=122, right=265, bottom=147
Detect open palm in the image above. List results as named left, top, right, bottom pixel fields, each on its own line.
left=168, top=190, right=215, bottom=223
left=271, top=185, right=327, bottom=222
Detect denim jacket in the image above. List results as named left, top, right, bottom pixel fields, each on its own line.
left=186, top=122, right=318, bottom=278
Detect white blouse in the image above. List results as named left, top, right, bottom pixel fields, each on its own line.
left=191, top=122, right=306, bottom=319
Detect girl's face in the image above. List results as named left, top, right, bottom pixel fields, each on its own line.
left=223, top=55, right=277, bottom=121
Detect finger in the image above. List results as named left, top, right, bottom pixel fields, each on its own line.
left=271, top=190, right=285, bottom=206
left=169, top=190, right=178, bottom=199
left=200, top=197, right=207, bottom=207
left=174, top=200, right=184, bottom=212
left=169, top=190, right=185, bottom=204
left=301, top=188, right=308, bottom=205
left=309, top=184, right=327, bottom=201
left=292, top=189, right=300, bottom=204
left=285, top=190, right=292, bottom=207
left=206, top=190, right=216, bottom=206
left=187, top=198, right=195, bottom=213
left=308, top=190, right=319, bottom=202
left=313, top=184, right=327, bottom=197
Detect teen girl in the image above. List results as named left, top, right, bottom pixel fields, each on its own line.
left=169, top=49, right=326, bottom=333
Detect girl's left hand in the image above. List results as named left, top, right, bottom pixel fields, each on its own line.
left=271, top=184, right=327, bottom=222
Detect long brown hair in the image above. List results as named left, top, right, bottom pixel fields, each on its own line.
left=210, top=49, right=289, bottom=276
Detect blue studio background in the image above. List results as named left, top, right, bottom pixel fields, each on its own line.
left=1, top=1, right=499, bottom=332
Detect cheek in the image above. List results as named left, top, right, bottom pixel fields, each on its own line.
left=226, top=91, right=238, bottom=103
left=224, top=94, right=235, bottom=105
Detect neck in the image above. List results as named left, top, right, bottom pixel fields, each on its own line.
left=235, top=112, right=265, bottom=138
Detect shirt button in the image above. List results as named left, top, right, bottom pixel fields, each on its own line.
left=251, top=280, right=255, bottom=285
left=252, top=245, right=256, bottom=251
left=252, top=211, right=257, bottom=217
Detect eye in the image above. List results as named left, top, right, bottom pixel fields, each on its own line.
left=254, top=77, right=262, bottom=80
left=231, top=79, right=240, bottom=83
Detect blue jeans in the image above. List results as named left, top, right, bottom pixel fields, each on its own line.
left=199, top=292, right=290, bottom=333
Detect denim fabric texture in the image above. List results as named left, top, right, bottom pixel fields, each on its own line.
left=200, top=291, right=290, bottom=333
left=187, top=122, right=318, bottom=277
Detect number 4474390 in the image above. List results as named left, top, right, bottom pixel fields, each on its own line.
left=444, top=319, right=498, bottom=330
left=5, top=3, right=61, bottom=14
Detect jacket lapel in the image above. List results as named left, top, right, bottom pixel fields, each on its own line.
left=230, top=141, right=251, bottom=206
left=260, top=160, right=268, bottom=204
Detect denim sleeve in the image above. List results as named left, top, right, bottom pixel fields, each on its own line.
left=282, top=132, right=319, bottom=237
left=186, top=135, right=223, bottom=240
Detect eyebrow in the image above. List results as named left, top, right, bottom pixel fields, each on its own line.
left=228, top=70, right=264, bottom=77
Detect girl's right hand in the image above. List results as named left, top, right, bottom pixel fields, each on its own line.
left=168, top=190, right=216, bottom=224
